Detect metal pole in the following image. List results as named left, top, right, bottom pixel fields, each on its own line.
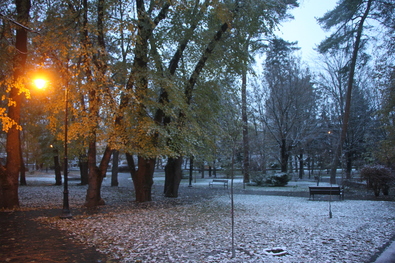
left=60, top=85, right=72, bottom=219
left=188, top=156, right=193, bottom=187
left=231, top=147, right=235, bottom=258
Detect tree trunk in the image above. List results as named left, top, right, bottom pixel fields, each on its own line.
left=79, top=154, right=88, bottom=185
left=230, top=144, right=236, bottom=258
left=311, top=156, right=315, bottom=176
left=132, top=157, right=155, bottom=202
left=289, top=158, right=293, bottom=174
left=54, top=154, right=62, bottom=185
left=242, top=64, right=250, bottom=183
left=0, top=0, right=31, bottom=209
left=299, top=152, right=304, bottom=179
left=164, top=157, right=183, bottom=197
left=329, top=0, right=372, bottom=184
left=213, top=160, right=217, bottom=177
left=280, top=139, right=288, bottom=172
left=111, top=150, right=119, bottom=186
left=126, top=153, right=136, bottom=178
left=19, top=140, right=26, bottom=186
left=85, top=140, right=105, bottom=207
left=189, top=156, right=193, bottom=187
left=345, top=150, right=352, bottom=179
left=85, top=146, right=112, bottom=207
left=84, top=0, right=114, bottom=207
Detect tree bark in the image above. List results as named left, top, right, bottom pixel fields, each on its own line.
left=345, top=150, right=352, bottom=179
left=85, top=139, right=105, bottom=207
left=242, top=65, right=250, bottom=183
left=111, top=150, right=119, bottom=186
left=164, top=157, right=183, bottom=197
left=122, top=0, right=170, bottom=202
left=299, top=152, right=304, bottom=179
left=19, top=139, right=26, bottom=186
left=0, top=0, right=31, bottom=209
left=184, top=22, right=229, bottom=105
left=126, top=153, right=136, bottom=178
left=189, top=156, right=194, bottom=186
left=79, top=154, right=88, bottom=185
left=84, top=0, right=113, bottom=207
left=132, top=157, right=155, bottom=202
left=85, top=146, right=112, bottom=207
left=280, top=139, right=289, bottom=172
left=54, top=150, right=62, bottom=185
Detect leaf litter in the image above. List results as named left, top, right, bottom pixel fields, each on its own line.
left=16, top=184, right=395, bottom=262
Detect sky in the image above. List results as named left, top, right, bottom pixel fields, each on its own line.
left=275, top=0, right=338, bottom=66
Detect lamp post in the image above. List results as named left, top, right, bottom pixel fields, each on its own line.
left=34, top=78, right=72, bottom=218
left=60, top=85, right=72, bottom=219
left=188, top=156, right=193, bottom=187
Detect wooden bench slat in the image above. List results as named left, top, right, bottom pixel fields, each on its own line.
left=309, top=186, right=343, bottom=200
left=209, top=179, right=229, bottom=189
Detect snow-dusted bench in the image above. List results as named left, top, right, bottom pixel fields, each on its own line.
left=309, top=186, right=343, bottom=200
left=209, top=179, right=228, bottom=189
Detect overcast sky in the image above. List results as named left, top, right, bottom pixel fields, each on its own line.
left=276, top=0, right=338, bottom=65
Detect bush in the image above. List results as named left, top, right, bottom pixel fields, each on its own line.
left=266, top=172, right=290, bottom=187
left=250, top=172, right=266, bottom=186
left=250, top=172, right=290, bottom=187
left=360, top=165, right=394, bottom=196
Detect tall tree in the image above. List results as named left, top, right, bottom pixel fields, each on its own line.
left=162, top=7, right=235, bottom=197
left=372, top=0, right=395, bottom=167
left=84, top=0, right=114, bottom=207
left=0, top=0, right=31, bottom=209
left=345, top=84, right=374, bottom=174
left=318, top=0, right=373, bottom=184
left=376, top=67, right=395, bottom=166
left=159, top=0, right=298, bottom=197
left=241, top=55, right=250, bottom=183
left=123, top=0, right=171, bottom=202
left=263, top=38, right=316, bottom=173
left=31, top=0, right=118, bottom=207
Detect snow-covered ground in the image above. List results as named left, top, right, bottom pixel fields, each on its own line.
left=17, top=175, right=395, bottom=263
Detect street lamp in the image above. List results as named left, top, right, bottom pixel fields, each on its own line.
left=60, top=84, right=72, bottom=219
left=33, top=78, right=46, bottom=89
left=34, top=77, right=72, bottom=218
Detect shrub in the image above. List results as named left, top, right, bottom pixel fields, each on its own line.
left=250, top=172, right=290, bottom=187
left=250, top=172, right=266, bottom=186
left=360, top=165, right=394, bottom=196
left=266, top=172, right=290, bottom=187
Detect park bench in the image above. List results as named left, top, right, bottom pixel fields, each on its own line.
left=209, top=179, right=229, bottom=189
left=309, top=186, right=343, bottom=200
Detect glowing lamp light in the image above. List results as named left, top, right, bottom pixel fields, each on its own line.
left=34, top=78, right=47, bottom=89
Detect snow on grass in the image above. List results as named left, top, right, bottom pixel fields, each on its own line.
left=18, top=183, right=395, bottom=263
